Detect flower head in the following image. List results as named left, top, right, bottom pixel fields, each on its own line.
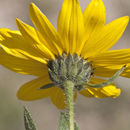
left=0, top=0, right=129, bottom=109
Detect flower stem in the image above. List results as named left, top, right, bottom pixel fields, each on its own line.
left=64, top=80, right=74, bottom=130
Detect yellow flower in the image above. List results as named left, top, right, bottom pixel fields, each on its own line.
left=0, top=0, right=129, bottom=109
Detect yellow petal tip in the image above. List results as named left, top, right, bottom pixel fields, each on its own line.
left=29, top=2, right=38, bottom=16
left=16, top=19, right=27, bottom=29
left=30, top=2, right=36, bottom=9
left=113, top=88, right=121, bottom=98
left=16, top=18, right=23, bottom=29
left=125, top=16, right=129, bottom=22
left=121, top=16, right=129, bottom=23
left=16, top=18, right=20, bottom=23
left=30, top=2, right=35, bottom=6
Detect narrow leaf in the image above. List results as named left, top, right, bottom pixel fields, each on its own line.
left=24, top=107, right=37, bottom=130
left=39, top=83, right=55, bottom=90
left=81, top=65, right=126, bottom=88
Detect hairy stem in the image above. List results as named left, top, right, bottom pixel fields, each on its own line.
left=64, top=80, right=74, bottom=130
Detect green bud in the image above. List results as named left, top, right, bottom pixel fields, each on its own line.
left=47, top=53, right=93, bottom=91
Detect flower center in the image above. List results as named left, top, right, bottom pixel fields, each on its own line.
left=47, top=53, right=93, bottom=91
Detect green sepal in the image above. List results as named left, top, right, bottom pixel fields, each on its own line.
left=70, top=63, right=78, bottom=78
left=48, top=53, right=93, bottom=90
left=76, top=58, right=84, bottom=75
left=59, top=59, right=67, bottom=77
left=58, top=112, right=68, bottom=130
left=65, top=54, right=73, bottom=76
left=24, top=107, right=37, bottom=130
left=39, top=83, right=56, bottom=90
left=48, top=69, right=60, bottom=83
left=73, top=53, right=79, bottom=62
left=48, top=59, right=58, bottom=75
left=81, top=65, right=126, bottom=88
left=83, top=62, right=92, bottom=70
left=74, top=122, right=80, bottom=130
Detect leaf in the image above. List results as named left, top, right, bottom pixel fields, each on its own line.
left=58, top=112, right=68, bottom=130
left=74, top=122, right=80, bottom=130
left=39, top=83, right=56, bottom=90
left=24, top=107, right=37, bottom=130
left=80, top=65, right=126, bottom=88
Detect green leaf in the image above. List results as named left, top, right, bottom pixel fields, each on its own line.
left=39, top=83, right=56, bottom=90
left=24, top=107, right=37, bottom=130
left=74, top=122, right=80, bottom=130
left=58, top=112, right=68, bottom=130
left=80, top=65, right=126, bottom=88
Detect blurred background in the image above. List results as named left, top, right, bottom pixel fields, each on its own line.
left=0, top=0, right=130, bottom=130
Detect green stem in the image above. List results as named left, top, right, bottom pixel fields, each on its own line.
left=64, top=80, right=74, bottom=130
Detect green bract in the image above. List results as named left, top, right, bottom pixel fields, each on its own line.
left=48, top=54, right=93, bottom=91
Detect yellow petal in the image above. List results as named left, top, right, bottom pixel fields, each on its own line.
left=79, top=78, right=121, bottom=98
left=57, top=0, right=84, bottom=54
left=49, top=87, right=66, bottom=109
left=29, top=3, right=62, bottom=55
left=84, top=0, right=106, bottom=27
left=89, top=49, right=130, bottom=78
left=0, top=28, right=47, bottom=64
left=82, top=16, right=129, bottom=58
left=83, top=0, right=106, bottom=43
left=79, top=89, right=94, bottom=97
left=0, top=48, right=47, bottom=76
left=17, top=75, right=52, bottom=101
left=90, top=49, right=130, bottom=65
left=16, top=19, right=54, bottom=59
left=93, top=64, right=130, bottom=78
left=50, top=87, right=77, bottom=109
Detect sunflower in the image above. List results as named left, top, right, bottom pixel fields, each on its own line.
left=0, top=0, right=129, bottom=109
